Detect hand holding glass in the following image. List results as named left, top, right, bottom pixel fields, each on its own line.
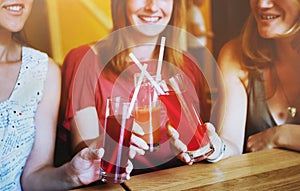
left=159, top=74, right=214, bottom=161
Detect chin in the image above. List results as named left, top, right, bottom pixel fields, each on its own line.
left=134, top=24, right=167, bottom=37
left=7, top=24, right=25, bottom=33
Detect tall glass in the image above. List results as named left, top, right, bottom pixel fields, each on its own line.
left=133, top=73, right=161, bottom=152
left=158, top=74, right=213, bottom=161
left=100, top=97, right=133, bottom=184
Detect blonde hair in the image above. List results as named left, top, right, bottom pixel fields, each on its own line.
left=100, top=0, right=187, bottom=74
left=241, top=1, right=300, bottom=71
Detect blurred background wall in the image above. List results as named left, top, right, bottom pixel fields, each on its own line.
left=24, top=0, right=218, bottom=65
left=23, top=0, right=250, bottom=65
left=24, top=0, right=112, bottom=64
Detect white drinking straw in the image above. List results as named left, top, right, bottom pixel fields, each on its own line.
left=129, top=53, right=165, bottom=95
left=115, top=103, right=128, bottom=181
left=156, top=36, right=166, bottom=82
left=126, top=64, right=148, bottom=119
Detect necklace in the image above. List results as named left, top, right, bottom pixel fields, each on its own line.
left=288, top=106, right=297, bottom=118
left=278, top=78, right=297, bottom=118
left=273, top=64, right=298, bottom=118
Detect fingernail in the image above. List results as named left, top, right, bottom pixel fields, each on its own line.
left=184, top=153, right=192, bottom=163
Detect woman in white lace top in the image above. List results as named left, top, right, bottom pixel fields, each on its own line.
left=0, top=0, right=129, bottom=190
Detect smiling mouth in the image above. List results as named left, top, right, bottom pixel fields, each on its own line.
left=139, top=16, right=161, bottom=22
left=3, top=4, right=24, bottom=12
left=260, top=15, right=280, bottom=20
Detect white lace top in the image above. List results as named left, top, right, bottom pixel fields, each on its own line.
left=0, top=47, right=48, bottom=191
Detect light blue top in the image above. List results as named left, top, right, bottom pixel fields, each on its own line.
left=0, top=47, right=48, bottom=191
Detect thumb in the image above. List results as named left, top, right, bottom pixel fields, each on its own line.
left=166, top=122, right=179, bottom=139
left=205, top=122, right=216, bottom=135
left=82, top=147, right=105, bottom=160
left=93, top=148, right=105, bottom=159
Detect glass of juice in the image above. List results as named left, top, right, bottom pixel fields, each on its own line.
left=100, top=96, right=134, bottom=184
left=133, top=73, right=161, bottom=152
left=158, top=74, right=214, bottom=161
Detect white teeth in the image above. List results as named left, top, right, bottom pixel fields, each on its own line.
left=261, top=15, right=279, bottom=20
left=5, top=5, right=23, bottom=11
left=140, top=16, right=159, bottom=22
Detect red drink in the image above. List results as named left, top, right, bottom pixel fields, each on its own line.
left=101, top=115, right=133, bottom=184
left=159, top=91, right=210, bottom=151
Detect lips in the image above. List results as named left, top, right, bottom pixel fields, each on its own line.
left=3, top=4, right=24, bottom=12
left=260, top=14, right=280, bottom=20
left=139, top=16, right=161, bottom=23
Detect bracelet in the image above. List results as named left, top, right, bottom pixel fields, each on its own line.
left=207, top=140, right=226, bottom=163
left=100, top=168, right=107, bottom=182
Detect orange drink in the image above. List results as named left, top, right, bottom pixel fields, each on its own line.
left=134, top=103, right=161, bottom=152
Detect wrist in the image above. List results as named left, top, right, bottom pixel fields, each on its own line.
left=206, top=140, right=226, bottom=163
left=63, top=161, right=82, bottom=188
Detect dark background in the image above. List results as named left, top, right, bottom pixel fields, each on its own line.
left=211, top=0, right=251, bottom=58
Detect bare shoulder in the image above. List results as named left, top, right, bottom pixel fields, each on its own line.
left=217, top=38, right=247, bottom=80
left=47, top=58, right=61, bottom=82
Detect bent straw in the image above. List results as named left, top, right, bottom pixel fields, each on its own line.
left=156, top=36, right=166, bottom=82
left=127, top=64, right=148, bottom=119
left=129, top=53, right=165, bottom=95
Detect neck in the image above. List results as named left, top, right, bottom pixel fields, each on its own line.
left=131, top=45, right=156, bottom=61
left=125, top=31, right=159, bottom=61
left=274, top=36, right=300, bottom=68
left=0, top=30, right=21, bottom=63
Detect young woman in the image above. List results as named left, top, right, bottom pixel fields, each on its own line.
left=216, top=0, right=300, bottom=157
left=56, top=0, right=223, bottom=175
left=0, top=0, right=127, bottom=190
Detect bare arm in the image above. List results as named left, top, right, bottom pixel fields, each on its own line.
left=213, top=39, right=249, bottom=158
left=70, top=107, right=101, bottom=154
left=21, top=59, right=103, bottom=191
left=247, top=124, right=300, bottom=152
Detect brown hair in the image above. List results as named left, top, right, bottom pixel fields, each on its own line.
left=12, top=31, right=28, bottom=45
left=241, top=1, right=300, bottom=71
left=240, top=0, right=300, bottom=96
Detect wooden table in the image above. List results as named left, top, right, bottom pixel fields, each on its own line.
left=71, top=183, right=125, bottom=191
left=72, top=149, right=300, bottom=190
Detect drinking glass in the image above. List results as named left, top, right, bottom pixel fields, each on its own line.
left=100, top=97, right=134, bottom=184
left=133, top=73, right=161, bottom=152
left=158, top=74, right=213, bottom=161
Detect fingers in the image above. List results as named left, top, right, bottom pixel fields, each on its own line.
left=206, top=123, right=220, bottom=144
left=130, top=127, right=149, bottom=159
left=173, top=138, right=188, bottom=153
left=246, top=136, right=272, bottom=152
left=177, top=152, right=193, bottom=165
left=131, top=134, right=149, bottom=150
left=129, top=145, right=146, bottom=159
left=166, top=123, right=187, bottom=152
left=206, top=122, right=216, bottom=136
left=132, top=121, right=145, bottom=136
left=126, top=160, right=133, bottom=177
left=166, top=122, right=192, bottom=164
left=116, top=160, right=133, bottom=181
left=166, top=123, right=179, bottom=139
left=92, top=148, right=105, bottom=159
